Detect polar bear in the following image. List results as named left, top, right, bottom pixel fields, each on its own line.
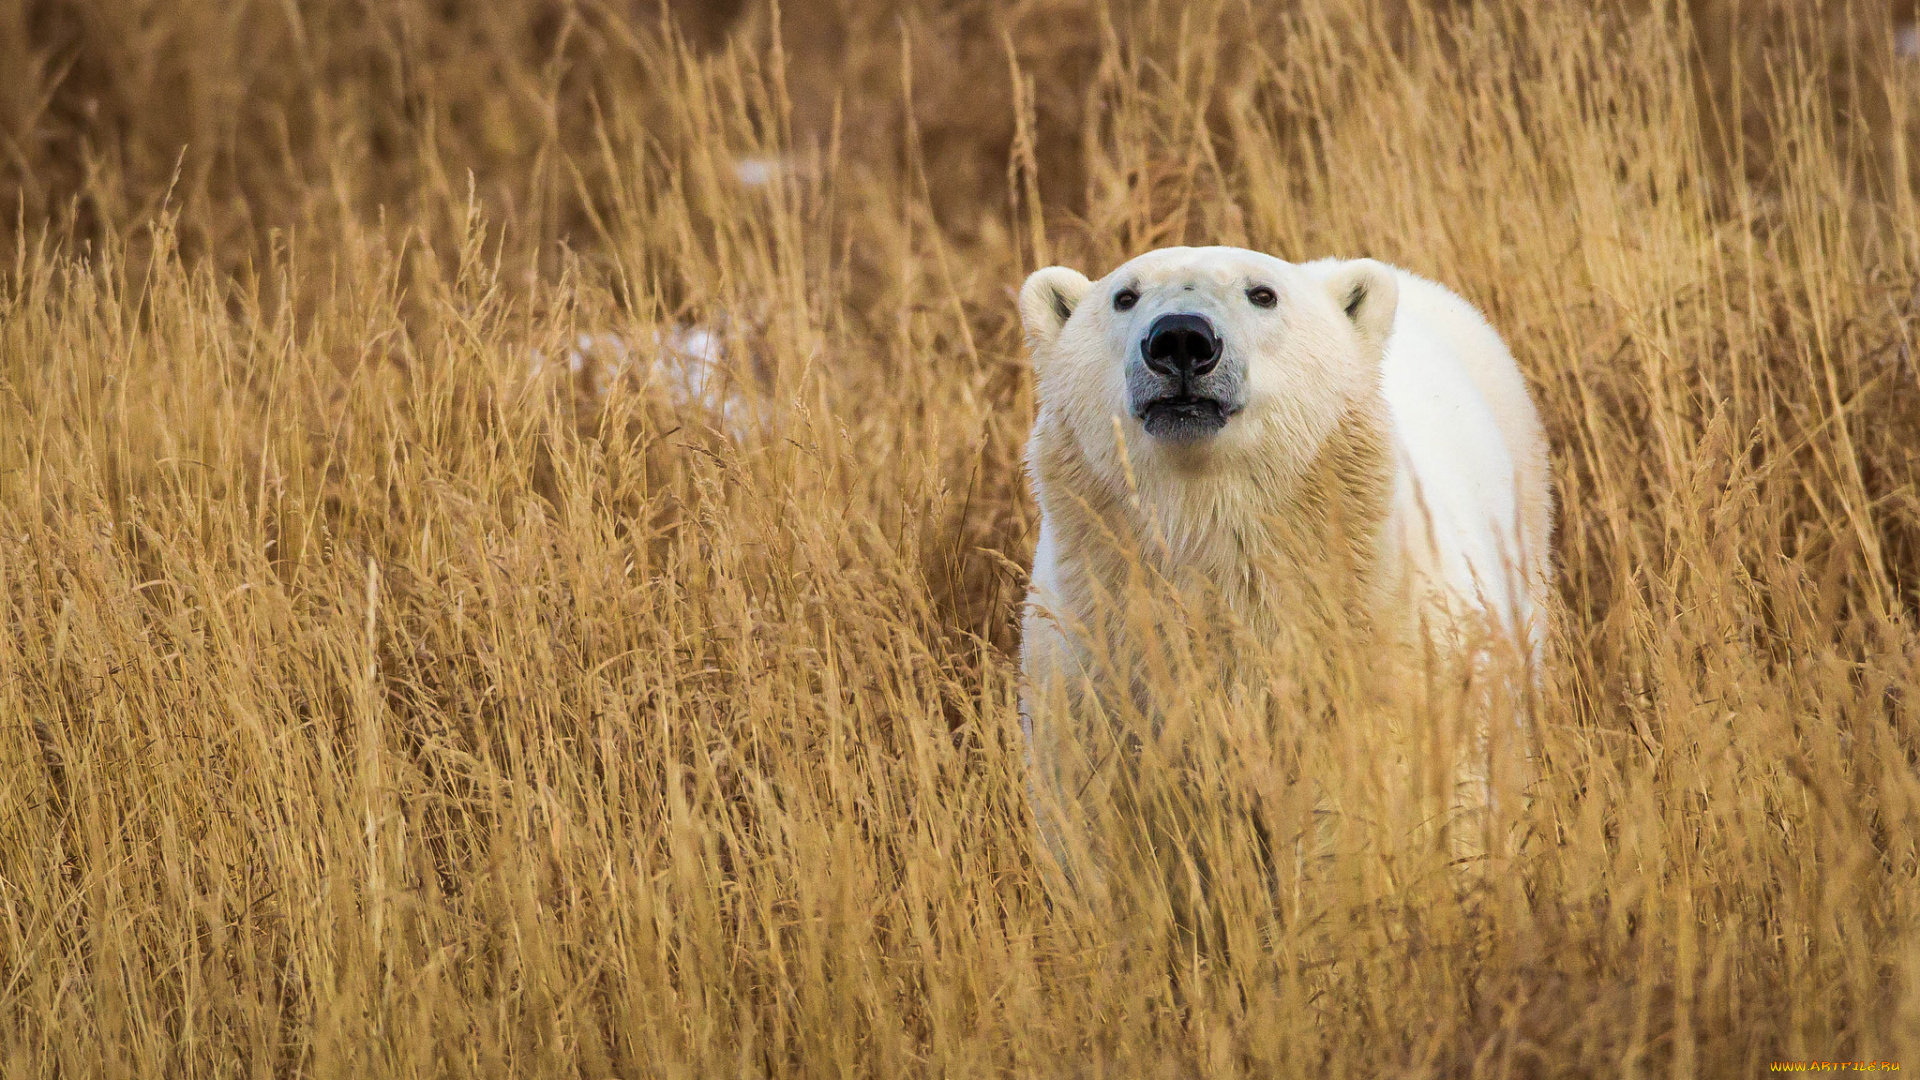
left=1016, top=245, right=1553, bottom=870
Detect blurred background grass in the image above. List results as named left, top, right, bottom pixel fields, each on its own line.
left=2, top=0, right=1920, bottom=1076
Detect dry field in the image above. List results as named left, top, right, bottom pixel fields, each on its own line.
left=3, top=0, right=1920, bottom=1076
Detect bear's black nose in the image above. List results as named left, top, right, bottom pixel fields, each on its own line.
left=1142, top=313, right=1222, bottom=377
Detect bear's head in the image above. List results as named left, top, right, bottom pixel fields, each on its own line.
left=1019, top=246, right=1398, bottom=488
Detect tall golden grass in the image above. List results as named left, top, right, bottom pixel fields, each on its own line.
left=2, top=0, right=1918, bottom=1074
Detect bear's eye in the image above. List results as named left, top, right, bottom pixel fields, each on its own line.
left=1113, top=288, right=1139, bottom=312
left=1247, top=286, right=1278, bottom=309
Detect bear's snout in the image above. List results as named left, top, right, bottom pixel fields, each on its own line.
left=1129, top=309, right=1239, bottom=444
left=1142, top=312, right=1222, bottom=377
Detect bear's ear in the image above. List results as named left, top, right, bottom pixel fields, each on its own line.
left=1018, top=266, right=1093, bottom=353
left=1319, top=259, right=1400, bottom=360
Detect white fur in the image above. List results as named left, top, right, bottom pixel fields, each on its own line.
left=1307, top=259, right=1550, bottom=660
left=1017, top=246, right=1553, bottom=863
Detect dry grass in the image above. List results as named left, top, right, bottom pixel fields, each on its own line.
left=2, top=0, right=1919, bottom=1075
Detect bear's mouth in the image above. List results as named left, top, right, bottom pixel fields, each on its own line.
left=1138, top=394, right=1233, bottom=441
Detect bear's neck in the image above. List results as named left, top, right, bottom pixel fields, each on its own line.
left=1036, top=395, right=1397, bottom=645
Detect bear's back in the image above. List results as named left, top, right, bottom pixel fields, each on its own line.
left=1305, top=261, right=1552, bottom=650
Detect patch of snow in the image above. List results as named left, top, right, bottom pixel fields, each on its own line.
left=530, top=324, right=763, bottom=438
left=733, top=157, right=782, bottom=187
